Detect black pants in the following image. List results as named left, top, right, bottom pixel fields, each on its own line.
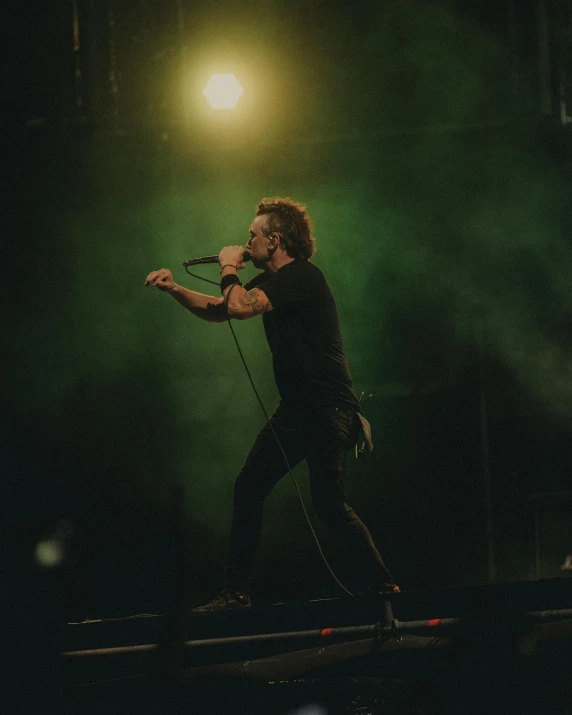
left=224, top=402, right=394, bottom=594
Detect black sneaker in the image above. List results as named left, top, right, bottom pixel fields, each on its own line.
left=192, top=589, right=251, bottom=613
left=358, top=583, right=400, bottom=597
left=377, top=583, right=400, bottom=595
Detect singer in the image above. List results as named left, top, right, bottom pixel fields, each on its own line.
left=145, top=198, right=397, bottom=610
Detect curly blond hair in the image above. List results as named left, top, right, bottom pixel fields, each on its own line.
left=255, top=198, right=316, bottom=259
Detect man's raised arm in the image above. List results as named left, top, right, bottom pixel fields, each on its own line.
left=218, top=245, right=273, bottom=320
left=144, top=268, right=228, bottom=323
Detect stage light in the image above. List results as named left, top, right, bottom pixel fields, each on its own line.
left=203, top=74, right=243, bottom=109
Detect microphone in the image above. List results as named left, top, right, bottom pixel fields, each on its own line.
left=183, top=250, right=250, bottom=267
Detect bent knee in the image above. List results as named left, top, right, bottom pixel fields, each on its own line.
left=313, top=497, right=350, bottom=526
left=233, top=472, right=270, bottom=505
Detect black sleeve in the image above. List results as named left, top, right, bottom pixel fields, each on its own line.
left=250, top=262, right=317, bottom=309
left=244, top=272, right=269, bottom=291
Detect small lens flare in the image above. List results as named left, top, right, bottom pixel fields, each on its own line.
left=35, top=539, right=64, bottom=568
left=286, top=705, right=328, bottom=715
left=203, top=74, right=244, bottom=109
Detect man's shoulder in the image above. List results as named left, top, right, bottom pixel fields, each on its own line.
left=281, top=259, right=324, bottom=280
left=244, top=260, right=327, bottom=295
left=289, top=258, right=320, bottom=272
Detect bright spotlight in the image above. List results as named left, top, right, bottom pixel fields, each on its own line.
left=203, top=74, right=243, bottom=109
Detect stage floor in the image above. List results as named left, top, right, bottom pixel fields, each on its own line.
left=29, top=578, right=568, bottom=713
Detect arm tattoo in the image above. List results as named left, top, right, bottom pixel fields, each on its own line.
left=243, top=289, right=271, bottom=315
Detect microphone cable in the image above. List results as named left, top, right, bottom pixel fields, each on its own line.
left=184, top=264, right=355, bottom=597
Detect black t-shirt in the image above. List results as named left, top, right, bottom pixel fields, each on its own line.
left=244, top=259, right=359, bottom=411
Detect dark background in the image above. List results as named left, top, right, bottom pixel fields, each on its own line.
left=5, top=0, right=572, bottom=621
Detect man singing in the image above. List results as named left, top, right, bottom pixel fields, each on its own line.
left=145, top=198, right=397, bottom=610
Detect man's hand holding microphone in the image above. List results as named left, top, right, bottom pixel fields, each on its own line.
left=218, top=245, right=249, bottom=273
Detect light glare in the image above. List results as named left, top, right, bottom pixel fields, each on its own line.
left=203, top=74, right=243, bottom=109
left=35, top=539, right=64, bottom=567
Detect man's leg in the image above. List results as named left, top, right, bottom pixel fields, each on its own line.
left=224, top=408, right=306, bottom=594
left=306, top=408, right=396, bottom=593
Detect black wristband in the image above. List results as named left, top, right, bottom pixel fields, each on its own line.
left=220, top=273, right=242, bottom=294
